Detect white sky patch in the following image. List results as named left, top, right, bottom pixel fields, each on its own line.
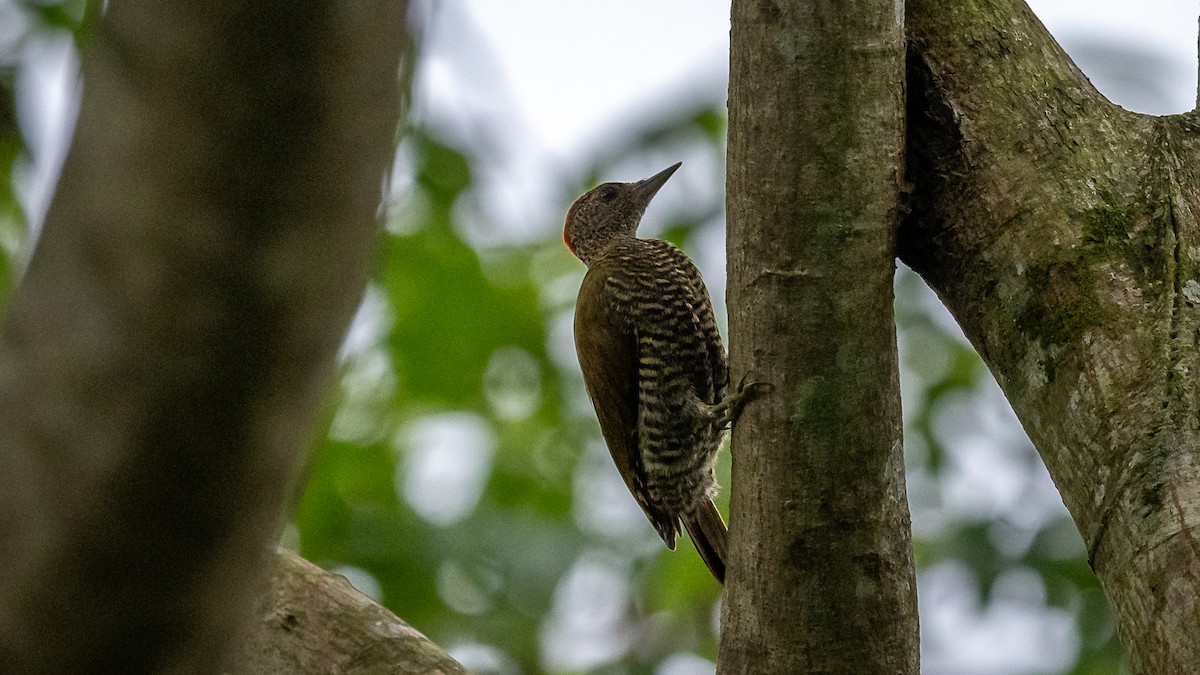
left=657, top=652, right=717, bottom=675
left=1030, top=0, right=1198, bottom=114
left=448, top=642, right=523, bottom=674
left=13, top=28, right=78, bottom=233
left=920, top=562, right=1079, bottom=675
left=339, top=284, right=393, bottom=360
left=329, top=564, right=385, bottom=603
left=397, top=412, right=496, bottom=527
left=539, top=551, right=634, bottom=672
left=456, top=0, right=730, bottom=160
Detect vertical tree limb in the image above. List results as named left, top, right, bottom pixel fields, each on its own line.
left=721, top=0, right=917, bottom=672
left=0, top=1, right=406, bottom=671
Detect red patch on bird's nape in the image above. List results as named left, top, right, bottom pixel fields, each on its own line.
left=563, top=202, right=578, bottom=253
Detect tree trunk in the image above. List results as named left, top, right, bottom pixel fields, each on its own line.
left=904, top=0, right=1200, bottom=671
left=720, top=0, right=918, bottom=672
left=0, top=1, right=406, bottom=671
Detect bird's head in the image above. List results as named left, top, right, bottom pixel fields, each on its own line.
left=563, top=162, right=681, bottom=265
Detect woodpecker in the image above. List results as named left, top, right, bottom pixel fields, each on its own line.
left=565, top=162, right=759, bottom=584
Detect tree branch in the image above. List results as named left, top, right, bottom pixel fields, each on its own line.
left=0, top=1, right=406, bottom=671
left=905, top=0, right=1200, bottom=671
left=228, top=549, right=465, bottom=674
left=721, top=0, right=917, bottom=671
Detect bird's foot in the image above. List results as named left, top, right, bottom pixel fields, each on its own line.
left=699, top=373, right=772, bottom=429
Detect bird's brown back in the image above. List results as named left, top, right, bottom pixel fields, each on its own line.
left=573, top=236, right=728, bottom=547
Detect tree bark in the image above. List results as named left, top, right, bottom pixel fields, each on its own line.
left=904, top=0, right=1200, bottom=671
left=0, top=1, right=406, bottom=672
left=228, top=549, right=465, bottom=674
left=721, top=0, right=918, bottom=672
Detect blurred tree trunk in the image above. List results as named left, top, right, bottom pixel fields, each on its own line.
left=903, top=0, right=1200, bottom=672
left=721, top=0, right=918, bottom=673
left=0, top=1, right=439, bottom=672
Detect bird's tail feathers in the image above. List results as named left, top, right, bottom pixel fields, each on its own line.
left=682, top=498, right=728, bottom=584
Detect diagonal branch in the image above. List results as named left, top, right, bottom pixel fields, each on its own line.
left=229, top=549, right=466, bottom=674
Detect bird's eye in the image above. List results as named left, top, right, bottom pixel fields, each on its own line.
left=599, top=186, right=618, bottom=202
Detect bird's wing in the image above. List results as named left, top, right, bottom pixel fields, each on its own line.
left=574, top=260, right=675, bottom=544
left=685, top=261, right=729, bottom=399
left=658, top=241, right=727, bottom=401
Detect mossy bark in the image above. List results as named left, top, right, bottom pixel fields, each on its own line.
left=905, top=0, right=1200, bottom=671
left=721, top=0, right=918, bottom=672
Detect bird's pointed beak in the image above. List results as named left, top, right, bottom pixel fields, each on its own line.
left=633, top=162, right=682, bottom=204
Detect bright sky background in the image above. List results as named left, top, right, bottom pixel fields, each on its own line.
left=14, top=0, right=1200, bottom=238
left=448, top=0, right=1196, bottom=159
left=412, top=0, right=1200, bottom=258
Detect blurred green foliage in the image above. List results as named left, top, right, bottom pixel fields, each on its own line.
left=296, top=113, right=733, bottom=672
left=0, top=73, right=21, bottom=304
left=0, top=3, right=1128, bottom=673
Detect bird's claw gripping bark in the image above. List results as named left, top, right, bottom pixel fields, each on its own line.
left=699, top=373, right=772, bottom=429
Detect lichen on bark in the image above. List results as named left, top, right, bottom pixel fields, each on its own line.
left=904, top=0, right=1200, bottom=671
